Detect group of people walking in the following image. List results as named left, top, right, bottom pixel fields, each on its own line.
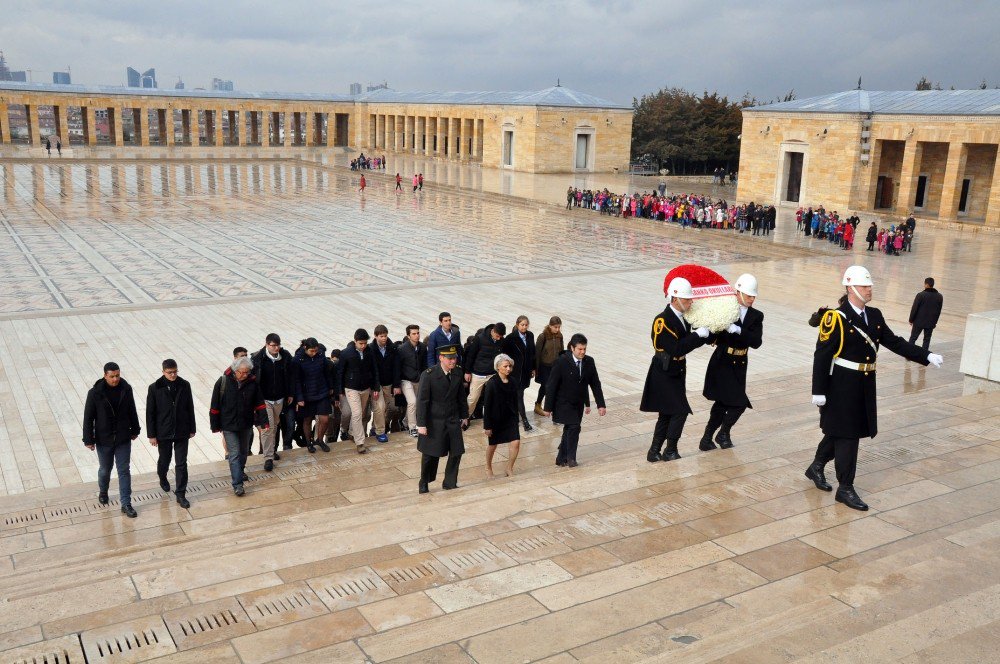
left=81, top=312, right=610, bottom=515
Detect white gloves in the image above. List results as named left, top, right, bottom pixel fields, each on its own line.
left=812, top=395, right=827, bottom=407
left=927, top=353, right=943, bottom=368
left=727, top=323, right=742, bottom=335
left=695, top=327, right=710, bottom=339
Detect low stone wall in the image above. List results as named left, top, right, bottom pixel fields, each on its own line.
left=960, top=310, right=1000, bottom=392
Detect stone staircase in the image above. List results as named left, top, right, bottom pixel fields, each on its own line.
left=1, top=355, right=999, bottom=662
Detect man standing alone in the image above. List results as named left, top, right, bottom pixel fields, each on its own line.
left=416, top=344, right=469, bottom=493
left=908, top=277, right=943, bottom=350
left=146, top=359, right=196, bottom=508
left=83, top=362, right=141, bottom=518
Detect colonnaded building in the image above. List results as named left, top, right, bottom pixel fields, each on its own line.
left=0, top=81, right=632, bottom=173
left=738, top=89, right=1000, bottom=227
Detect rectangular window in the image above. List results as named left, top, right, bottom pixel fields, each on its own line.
left=914, top=175, right=928, bottom=209
left=575, top=134, right=590, bottom=169
left=503, top=130, right=514, bottom=166
left=958, top=178, right=971, bottom=213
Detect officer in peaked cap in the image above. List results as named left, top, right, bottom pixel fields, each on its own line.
left=807, top=265, right=943, bottom=511
left=415, top=343, right=469, bottom=494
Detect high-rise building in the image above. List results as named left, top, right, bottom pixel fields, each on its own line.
left=175, top=77, right=185, bottom=90
left=126, top=66, right=141, bottom=87
left=350, top=82, right=362, bottom=96
left=211, top=77, right=234, bottom=91
left=0, top=51, right=27, bottom=81
left=53, top=71, right=71, bottom=85
left=141, top=68, right=157, bottom=88
left=366, top=81, right=389, bottom=92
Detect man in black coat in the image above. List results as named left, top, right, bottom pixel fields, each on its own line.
left=416, top=344, right=469, bottom=493
left=146, top=359, right=196, bottom=508
left=542, top=333, right=606, bottom=467
left=808, top=266, right=943, bottom=511
left=501, top=316, right=536, bottom=431
left=865, top=222, right=878, bottom=251
left=250, top=333, right=297, bottom=469
left=83, top=362, right=141, bottom=518
left=640, top=276, right=711, bottom=462
left=908, top=277, right=944, bottom=350
left=700, top=274, right=764, bottom=451
left=371, top=324, right=401, bottom=443
left=397, top=324, right=428, bottom=437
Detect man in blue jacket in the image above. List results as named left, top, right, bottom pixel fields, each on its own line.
left=427, top=312, right=462, bottom=367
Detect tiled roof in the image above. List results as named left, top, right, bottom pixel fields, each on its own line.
left=746, top=89, right=1000, bottom=116
left=0, top=82, right=628, bottom=109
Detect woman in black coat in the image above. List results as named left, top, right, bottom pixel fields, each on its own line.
left=501, top=315, right=536, bottom=431
left=482, top=354, right=521, bottom=477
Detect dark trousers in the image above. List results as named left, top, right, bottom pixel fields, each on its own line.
left=156, top=438, right=189, bottom=496
left=908, top=327, right=933, bottom=350
left=222, top=429, right=253, bottom=489
left=556, top=424, right=582, bottom=463
left=703, top=402, right=746, bottom=437
left=813, top=434, right=860, bottom=487
left=653, top=412, right=688, bottom=444
left=96, top=440, right=132, bottom=506
left=421, top=453, right=461, bottom=488
left=515, top=387, right=528, bottom=424
left=278, top=403, right=296, bottom=449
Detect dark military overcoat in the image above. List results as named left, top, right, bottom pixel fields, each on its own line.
left=703, top=306, right=764, bottom=408
left=640, top=305, right=709, bottom=415
left=416, top=364, right=469, bottom=457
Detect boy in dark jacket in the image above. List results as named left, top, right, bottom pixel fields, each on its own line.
left=339, top=329, right=380, bottom=453
left=294, top=338, right=338, bottom=453
left=251, top=333, right=297, bottom=469
left=146, top=359, right=196, bottom=507
left=210, top=356, right=268, bottom=495
left=83, top=362, right=141, bottom=517
left=464, top=323, right=506, bottom=417
left=371, top=325, right=401, bottom=442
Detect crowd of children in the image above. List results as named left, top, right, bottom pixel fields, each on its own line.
left=350, top=153, right=386, bottom=170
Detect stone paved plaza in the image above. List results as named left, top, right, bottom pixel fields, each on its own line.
left=0, top=152, right=999, bottom=662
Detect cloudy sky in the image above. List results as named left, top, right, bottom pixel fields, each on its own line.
left=2, top=0, right=998, bottom=104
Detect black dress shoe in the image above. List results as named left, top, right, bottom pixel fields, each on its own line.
left=442, top=483, right=458, bottom=490
left=273, top=451, right=281, bottom=461
left=835, top=486, right=869, bottom=511
left=805, top=463, right=833, bottom=491
left=523, top=422, right=533, bottom=432
left=264, top=459, right=274, bottom=472
left=568, top=460, right=578, bottom=467
left=121, top=504, right=137, bottom=518
left=177, top=495, right=191, bottom=509
left=418, top=482, right=429, bottom=494
left=318, top=441, right=331, bottom=452
left=716, top=432, right=734, bottom=450
left=159, top=478, right=171, bottom=492
left=556, top=459, right=567, bottom=467
left=698, top=436, right=717, bottom=451
left=308, top=444, right=316, bottom=453
left=98, top=493, right=109, bottom=505
left=241, top=472, right=250, bottom=482
left=646, top=450, right=661, bottom=462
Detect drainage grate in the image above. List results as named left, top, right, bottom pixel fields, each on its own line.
left=274, top=465, right=319, bottom=479
left=163, top=597, right=256, bottom=650
left=308, top=566, right=397, bottom=611
left=44, top=504, right=87, bottom=521
left=237, top=583, right=329, bottom=630
left=80, top=615, right=177, bottom=662
left=373, top=554, right=458, bottom=593
left=0, top=634, right=85, bottom=664
left=1, top=509, right=43, bottom=529
left=201, top=478, right=233, bottom=490
left=435, top=541, right=518, bottom=578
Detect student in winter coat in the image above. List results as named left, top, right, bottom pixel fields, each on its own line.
left=501, top=315, right=537, bottom=431
left=533, top=316, right=564, bottom=414
left=294, top=338, right=338, bottom=453
left=146, top=358, right=196, bottom=507
left=83, top=362, right=141, bottom=517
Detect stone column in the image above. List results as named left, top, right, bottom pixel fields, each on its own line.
left=985, top=148, right=1000, bottom=228
left=436, top=116, right=445, bottom=156
left=25, top=104, right=41, bottom=146
left=163, top=108, right=175, bottom=146
left=423, top=116, right=431, bottom=155
left=215, top=110, right=225, bottom=147
left=938, top=142, right=968, bottom=221
left=284, top=111, right=293, bottom=147
left=472, top=117, right=480, bottom=159
left=138, top=108, right=150, bottom=146
left=458, top=117, right=466, bottom=160
left=0, top=102, right=8, bottom=144
left=303, top=112, right=314, bottom=147
left=894, top=141, right=923, bottom=213
left=109, top=107, right=124, bottom=147
left=81, top=106, right=96, bottom=145
left=53, top=104, right=70, bottom=146
left=249, top=111, right=259, bottom=145
left=326, top=114, right=336, bottom=147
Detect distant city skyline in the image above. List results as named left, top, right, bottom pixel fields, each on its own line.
left=1, top=1, right=998, bottom=104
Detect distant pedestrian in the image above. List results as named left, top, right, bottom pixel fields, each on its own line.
left=45, top=138, right=51, bottom=156
left=418, top=173, right=424, bottom=190
left=359, top=174, right=366, bottom=193
left=395, top=172, right=402, bottom=191
left=83, top=362, right=141, bottom=518
left=56, top=138, right=62, bottom=156
left=908, top=277, right=944, bottom=350
left=146, top=359, right=196, bottom=508
left=413, top=174, right=419, bottom=192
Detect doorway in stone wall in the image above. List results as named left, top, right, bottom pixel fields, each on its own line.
left=782, top=151, right=803, bottom=202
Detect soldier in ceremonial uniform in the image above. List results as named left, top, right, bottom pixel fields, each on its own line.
left=700, top=273, right=764, bottom=450
left=416, top=344, right=469, bottom=494
left=641, top=276, right=712, bottom=462
left=807, top=265, right=943, bottom=510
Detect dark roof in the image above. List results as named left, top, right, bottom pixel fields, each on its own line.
left=746, top=89, right=1000, bottom=116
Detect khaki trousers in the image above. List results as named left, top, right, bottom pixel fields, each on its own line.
left=401, top=379, right=419, bottom=429
left=372, top=385, right=398, bottom=434
left=345, top=388, right=371, bottom=447
left=467, top=374, right=491, bottom=412
left=260, top=401, right=283, bottom=460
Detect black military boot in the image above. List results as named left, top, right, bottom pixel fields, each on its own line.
left=805, top=462, right=833, bottom=491
left=646, top=440, right=662, bottom=463
left=716, top=427, right=734, bottom=449
left=698, top=431, right=717, bottom=451
left=661, top=439, right=681, bottom=462
left=835, top=485, right=869, bottom=511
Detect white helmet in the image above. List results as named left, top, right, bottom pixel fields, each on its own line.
left=734, top=273, right=758, bottom=297
left=842, top=265, right=873, bottom=287
left=667, top=277, right=694, bottom=299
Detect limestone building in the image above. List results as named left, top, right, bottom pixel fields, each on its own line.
left=0, top=82, right=632, bottom=174
left=737, top=90, right=1000, bottom=226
